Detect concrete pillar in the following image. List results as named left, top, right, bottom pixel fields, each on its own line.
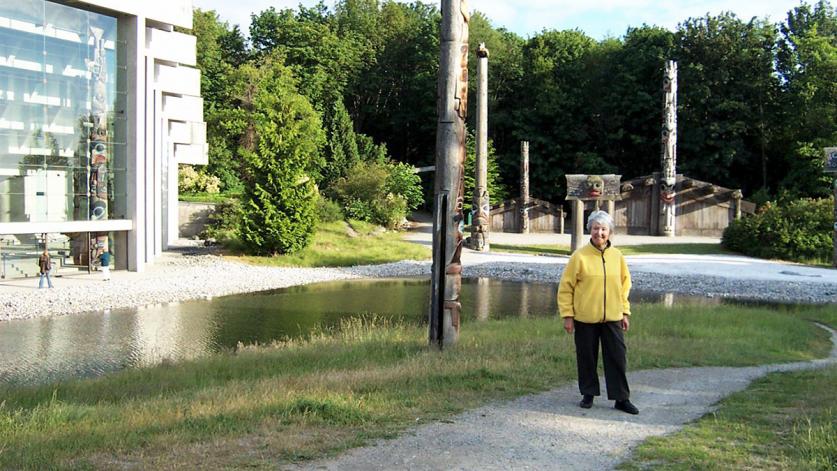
left=121, top=14, right=146, bottom=272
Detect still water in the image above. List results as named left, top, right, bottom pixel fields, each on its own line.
left=0, top=278, right=704, bottom=386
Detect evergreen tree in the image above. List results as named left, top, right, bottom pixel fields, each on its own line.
left=234, top=58, right=326, bottom=254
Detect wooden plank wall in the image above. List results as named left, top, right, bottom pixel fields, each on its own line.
left=614, top=175, right=755, bottom=237
left=487, top=175, right=753, bottom=236
left=490, top=198, right=565, bottom=233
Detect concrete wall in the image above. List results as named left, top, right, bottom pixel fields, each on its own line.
left=178, top=202, right=216, bottom=239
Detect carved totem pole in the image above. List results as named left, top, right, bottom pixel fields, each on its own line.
left=660, top=60, right=677, bottom=237
left=566, top=174, right=622, bottom=252
left=430, top=0, right=469, bottom=348
left=469, top=43, right=490, bottom=251
left=520, top=141, right=530, bottom=233
left=84, top=27, right=110, bottom=267
left=824, top=147, right=837, bottom=267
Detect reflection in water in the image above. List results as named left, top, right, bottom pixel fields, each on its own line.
left=474, top=278, right=490, bottom=321
left=0, top=277, right=728, bottom=386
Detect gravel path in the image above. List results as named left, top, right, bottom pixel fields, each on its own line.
left=285, top=324, right=837, bottom=471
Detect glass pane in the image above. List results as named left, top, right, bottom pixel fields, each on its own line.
left=0, top=1, right=120, bottom=224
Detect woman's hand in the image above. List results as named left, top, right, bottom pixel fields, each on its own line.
left=621, top=315, right=630, bottom=331
left=563, top=317, right=575, bottom=334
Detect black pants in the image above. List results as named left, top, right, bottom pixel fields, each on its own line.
left=573, top=320, right=630, bottom=401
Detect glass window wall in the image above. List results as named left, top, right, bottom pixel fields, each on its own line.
left=0, top=0, right=125, bottom=226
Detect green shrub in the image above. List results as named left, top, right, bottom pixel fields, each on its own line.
left=202, top=198, right=242, bottom=243
left=316, top=197, right=344, bottom=223
left=722, top=197, right=834, bottom=263
left=332, top=160, right=421, bottom=229
left=179, top=164, right=221, bottom=194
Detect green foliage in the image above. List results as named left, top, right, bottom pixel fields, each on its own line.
left=332, top=160, right=422, bottom=229
left=384, top=161, right=423, bottom=210
left=178, top=165, right=221, bottom=194
left=675, top=13, right=783, bottom=195
left=234, top=58, right=326, bottom=255
left=462, top=129, right=508, bottom=213
left=320, top=99, right=361, bottom=189
left=193, top=9, right=250, bottom=193
left=202, top=198, right=242, bottom=243
left=722, top=197, right=834, bottom=262
left=316, top=197, right=344, bottom=223
left=193, top=0, right=837, bottom=240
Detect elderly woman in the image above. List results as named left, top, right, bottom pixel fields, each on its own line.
left=557, top=210, right=638, bottom=414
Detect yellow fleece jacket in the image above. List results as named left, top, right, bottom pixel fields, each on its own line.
left=558, top=241, right=632, bottom=323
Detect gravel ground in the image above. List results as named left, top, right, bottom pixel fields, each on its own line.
left=284, top=324, right=837, bottom=471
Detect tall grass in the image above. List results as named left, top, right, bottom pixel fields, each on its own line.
left=231, top=220, right=430, bottom=267
left=0, top=304, right=831, bottom=469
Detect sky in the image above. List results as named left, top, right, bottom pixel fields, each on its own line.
left=192, top=0, right=811, bottom=40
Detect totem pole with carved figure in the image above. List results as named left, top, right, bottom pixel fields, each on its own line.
left=825, top=147, right=837, bottom=267
left=89, top=27, right=109, bottom=261
left=429, top=0, right=469, bottom=348
left=566, top=174, right=622, bottom=252
left=468, top=43, right=490, bottom=251
left=660, top=60, right=677, bottom=237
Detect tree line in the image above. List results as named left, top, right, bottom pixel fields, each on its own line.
left=189, top=0, right=836, bottom=253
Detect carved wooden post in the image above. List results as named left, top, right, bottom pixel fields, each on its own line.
left=430, top=0, right=469, bottom=348
left=832, top=178, right=837, bottom=267
left=567, top=174, right=622, bottom=252
left=825, top=147, right=837, bottom=267
left=571, top=200, right=584, bottom=252
left=520, top=141, right=530, bottom=233
left=469, top=43, right=490, bottom=251
left=660, top=60, right=677, bottom=237
left=731, top=189, right=743, bottom=220
left=833, top=178, right=837, bottom=268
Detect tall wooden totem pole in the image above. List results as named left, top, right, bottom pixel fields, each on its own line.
left=520, top=141, right=530, bottom=233
left=469, top=43, right=490, bottom=251
left=430, top=0, right=469, bottom=348
left=660, top=60, right=677, bottom=237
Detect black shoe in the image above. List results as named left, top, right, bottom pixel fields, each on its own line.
left=579, top=395, right=594, bottom=409
left=614, top=400, right=639, bottom=415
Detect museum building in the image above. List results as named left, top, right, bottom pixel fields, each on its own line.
left=0, top=0, right=205, bottom=278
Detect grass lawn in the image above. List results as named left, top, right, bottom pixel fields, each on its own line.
left=621, top=365, right=836, bottom=470
left=228, top=220, right=430, bottom=267
left=491, top=243, right=733, bottom=257
left=179, top=192, right=239, bottom=204
left=0, top=304, right=833, bottom=469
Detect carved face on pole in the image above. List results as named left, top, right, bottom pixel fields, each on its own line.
left=660, top=177, right=676, bottom=204
left=586, top=175, right=603, bottom=198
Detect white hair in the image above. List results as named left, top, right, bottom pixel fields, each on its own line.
left=586, top=210, right=614, bottom=232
